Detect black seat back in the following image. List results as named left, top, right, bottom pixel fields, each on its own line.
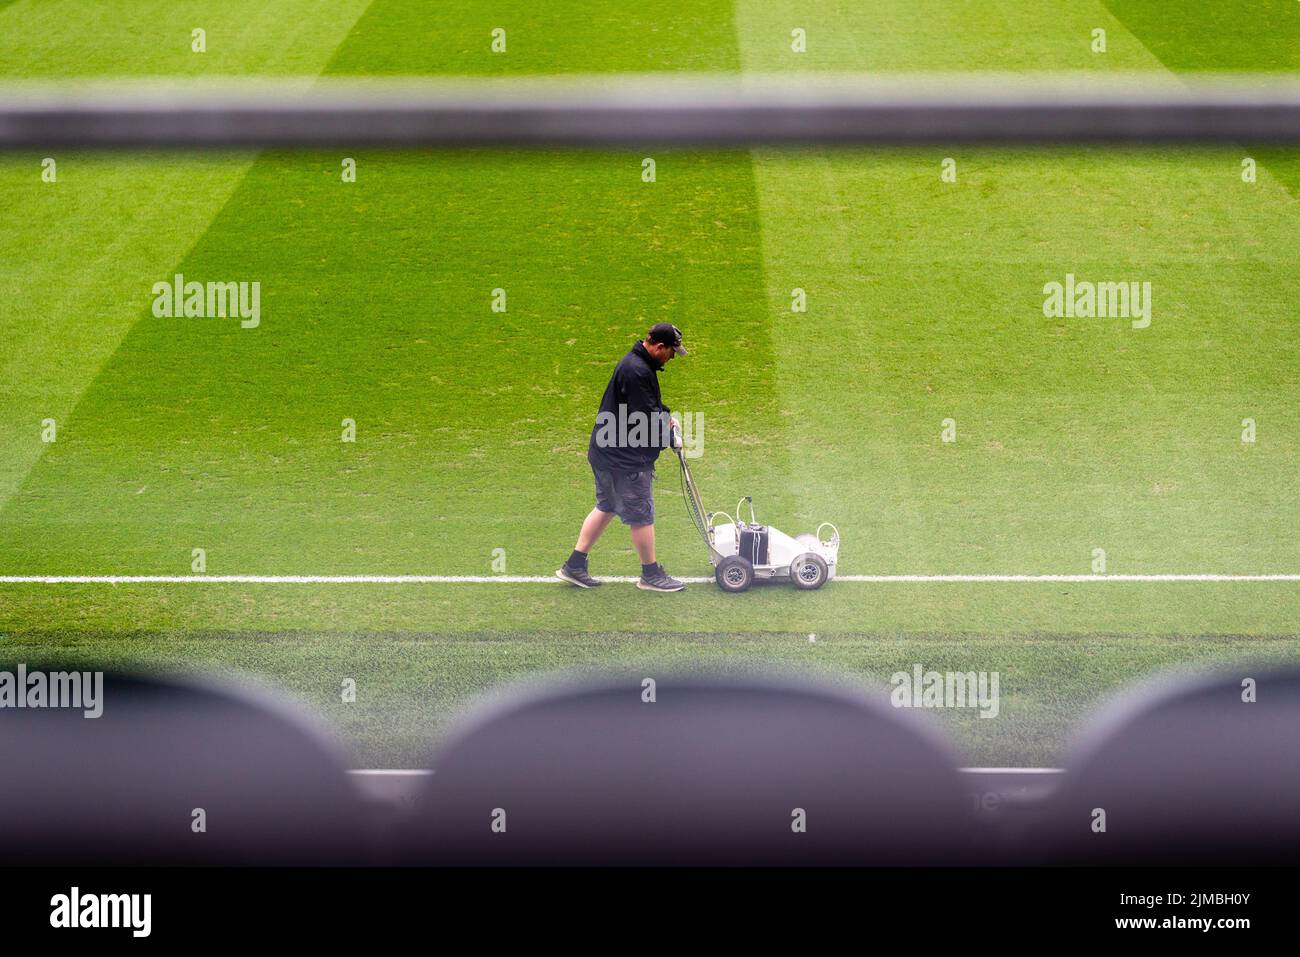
left=1037, top=666, right=1300, bottom=864
left=0, top=669, right=367, bottom=864
left=399, top=671, right=976, bottom=865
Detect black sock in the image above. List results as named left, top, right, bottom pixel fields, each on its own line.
left=568, top=549, right=588, bottom=569
left=641, top=562, right=660, bottom=577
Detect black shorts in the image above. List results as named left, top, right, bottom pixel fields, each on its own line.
left=593, top=465, right=655, bottom=526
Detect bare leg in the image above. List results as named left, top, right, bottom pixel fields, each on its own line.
left=629, top=523, right=656, bottom=565
left=575, top=508, right=616, bottom=552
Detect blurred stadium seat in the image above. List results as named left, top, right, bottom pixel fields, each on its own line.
left=395, top=672, right=979, bottom=865
left=6, top=664, right=1297, bottom=866
left=1030, top=666, right=1300, bottom=864
left=0, top=671, right=371, bottom=864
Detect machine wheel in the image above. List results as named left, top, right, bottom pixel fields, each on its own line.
left=790, top=553, right=829, bottom=590
left=715, top=555, right=754, bottom=593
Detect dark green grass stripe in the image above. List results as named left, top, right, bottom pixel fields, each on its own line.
left=1102, top=0, right=1300, bottom=197
left=324, top=0, right=743, bottom=75
left=1100, top=0, right=1300, bottom=73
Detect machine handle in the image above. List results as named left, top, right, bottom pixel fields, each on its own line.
left=736, top=496, right=757, bottom=526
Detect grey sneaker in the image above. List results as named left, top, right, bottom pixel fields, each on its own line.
left=637, top=564, right=685, bottom=592
left=556, top=564, right=602, bottom=588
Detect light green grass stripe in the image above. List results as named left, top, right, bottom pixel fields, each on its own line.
left=0, top=0, right=374, bottom=78
left=731, top=0, right=1165, bottom=73
left=732, top=4, right=1300, bottom=586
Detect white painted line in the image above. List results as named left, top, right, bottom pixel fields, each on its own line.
left=345, top=767, right=1060, bottom=777
left=349, top=769, right=432, bottom=777
left=0, top=575, right=710, bottom=584
left=345, top=768, right=1063, bottom=807
left=838, top=574, right=1300, bottom=583
left=1, top=574, right=1298, bottom=584
left=960, top=767, right=1064, bottom=774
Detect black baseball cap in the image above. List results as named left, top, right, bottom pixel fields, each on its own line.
left=647, top=322, right=687, bottom=356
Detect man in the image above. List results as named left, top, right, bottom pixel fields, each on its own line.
left=556, top=323, right=688, bottom=592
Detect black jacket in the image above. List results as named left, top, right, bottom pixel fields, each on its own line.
left=587, top=341, right=672, bottom=472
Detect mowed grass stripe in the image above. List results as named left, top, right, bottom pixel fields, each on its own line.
left=1100, top=0, right=1300, bottom=74
left=0, top=0, right=376, bottom=512
left=0, top=154, right=254, bottom=512
left=327, top=0, right=747, bottom=74
left=0, top=0, right=375, bottom=78
left=732, top=0, right=1164, bottom=586
left=1099, top=0, right=1300, bottom=198
left=733, top=5, right=1299, bottom=596
left=731, top=0, right=1164, bottom=72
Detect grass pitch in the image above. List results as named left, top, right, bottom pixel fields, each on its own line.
left=1, top=0, right=1298, bottom=766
